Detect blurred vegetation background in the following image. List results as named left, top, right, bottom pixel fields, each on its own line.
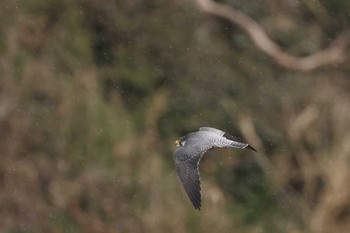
left=1, top=0, right=350, bottom=232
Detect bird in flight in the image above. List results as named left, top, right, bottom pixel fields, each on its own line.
left=173, top=127, right=256, bottom=210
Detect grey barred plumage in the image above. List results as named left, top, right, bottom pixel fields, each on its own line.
left=173, top=127, right=256, bottom=210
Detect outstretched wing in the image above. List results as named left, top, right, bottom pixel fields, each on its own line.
left=199, top=127, right=225, bottom=136
left=174, top=148, right=203, bottom=210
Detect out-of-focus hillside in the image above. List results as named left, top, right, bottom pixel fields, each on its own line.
left=0, top=0, right=350, bottom=232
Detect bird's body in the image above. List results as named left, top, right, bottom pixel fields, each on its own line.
left=173, top=127, right=256, bottom=210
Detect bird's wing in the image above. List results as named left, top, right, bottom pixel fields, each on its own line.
left=199, top=127, right=225, bottom=136
left=174, top=148, right=203, bottom=210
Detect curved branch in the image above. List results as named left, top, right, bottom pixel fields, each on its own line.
left=195, top=0, right=350, bottom=71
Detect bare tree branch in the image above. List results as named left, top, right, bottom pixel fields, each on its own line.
left=195, top=0, right=350, bottom=71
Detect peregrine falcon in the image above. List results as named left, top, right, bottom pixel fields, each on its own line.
left=173, top=127, right=256, bottom=210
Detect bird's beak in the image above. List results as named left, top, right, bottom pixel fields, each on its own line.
left=175, top=139, right=180, bottom=147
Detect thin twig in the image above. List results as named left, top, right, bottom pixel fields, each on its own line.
left=195, top=0, right=350, bottom=71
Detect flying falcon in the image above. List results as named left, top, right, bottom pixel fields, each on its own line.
left=173, top=127, right=256, bottom=210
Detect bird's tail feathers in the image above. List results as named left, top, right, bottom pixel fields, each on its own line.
left=246, top=144, right=257, bottom=152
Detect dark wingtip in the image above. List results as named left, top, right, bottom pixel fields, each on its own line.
left=191, top=199, right=201, bottom=210
left=246, top=144, right=257, bottom=152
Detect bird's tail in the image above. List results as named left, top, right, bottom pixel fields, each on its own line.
left=246, top=144, right=257, bottom=152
